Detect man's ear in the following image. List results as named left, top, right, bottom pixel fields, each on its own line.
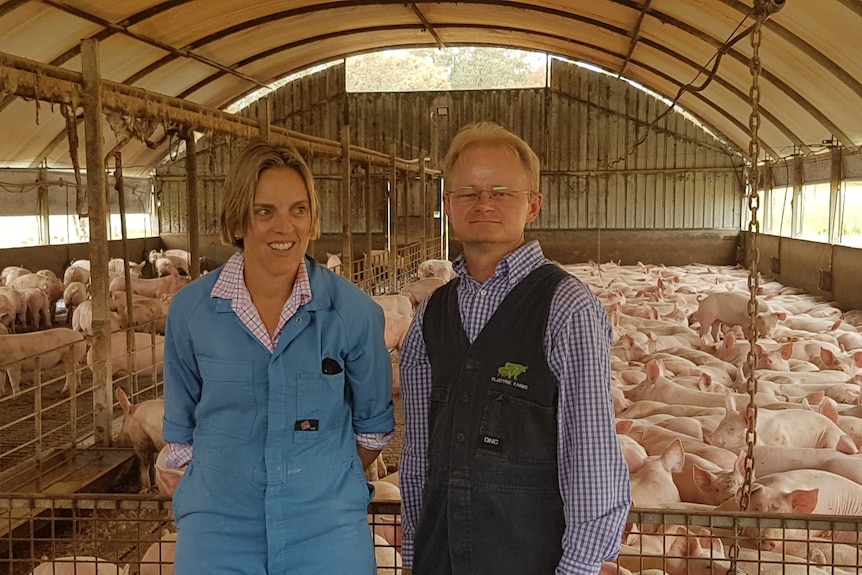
left=525, top=192, right=543, bottom=224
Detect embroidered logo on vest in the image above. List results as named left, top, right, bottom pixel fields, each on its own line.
left=491, top=362, right=529, bottom=389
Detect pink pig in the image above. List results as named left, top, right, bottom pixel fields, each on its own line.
left=694, top=292, right=786, bottom=342
left=29, top=557, right=129, bottom=575
left=705, top=391, right=857, bottom=453
left=628, top=438, right=684, bottom=507
left=116, top=388, right=166, bottom=492
left=140, top=530, right=177, bottom=575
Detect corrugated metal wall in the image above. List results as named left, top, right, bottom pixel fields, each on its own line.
left=155, top=58, right=744, bottom=236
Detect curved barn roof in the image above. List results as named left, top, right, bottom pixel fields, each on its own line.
left=0, top=0, right=858, bottom=172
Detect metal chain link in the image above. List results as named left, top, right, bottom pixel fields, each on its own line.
left=729, top=4, right=765, bottom=575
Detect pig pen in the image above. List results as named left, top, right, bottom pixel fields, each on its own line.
left=1, top=495, right=861, bottom=574
left=0, top=494, right=403, bottom=575
left=4, top=261, right=862, bottom=574
left=1, top=328, right=165, bottom=482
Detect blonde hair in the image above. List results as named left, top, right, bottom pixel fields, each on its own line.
left=219, top=139, right=321, bottom=248
left=442, top=122, right=540, bottom=192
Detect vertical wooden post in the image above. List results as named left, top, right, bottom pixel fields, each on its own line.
left=365, top=162, right=372, bottom=264
left=37, top=167, right=49, bottom=244
left=185, top=132, right=201, bottom=280
left=403, top=162, right=410, bottom=255
left=389, top=145, right=398, bottom=293
left=420, top=154, right=427, bottom=259
left=82, top=38, right=111, bottom=446
left=791, top=155, right=803, bottom=237
left=257, top=96, right=271, bottom=141
left=829, top=146, right=842, bottom=244
left=113, top=153, right=137, bottom=394
left=341, top=126, right=352, bottom=278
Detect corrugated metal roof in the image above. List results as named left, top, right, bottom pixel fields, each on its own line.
left=0, top=0, right=857, bottom=173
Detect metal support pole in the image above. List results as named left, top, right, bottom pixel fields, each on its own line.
left=82, top=38, right=111, bottom=446
left=185, top=132, right=201, bottom=280
left=791, top=155, right=803, bottom=237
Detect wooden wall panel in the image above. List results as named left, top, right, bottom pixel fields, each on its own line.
left=155, top=58, right=743, bottom=240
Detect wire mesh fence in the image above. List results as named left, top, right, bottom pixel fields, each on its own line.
left=0, top=495, right=403, bottom=575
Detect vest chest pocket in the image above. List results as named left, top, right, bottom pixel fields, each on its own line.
left=478, top=391, right=557, bottom=464
left=428, top=386, right=451, bottom=458
left=197, top=359, right=256, bottom=441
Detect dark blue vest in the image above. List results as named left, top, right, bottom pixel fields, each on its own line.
left=414, top=263, right=569, bottom=575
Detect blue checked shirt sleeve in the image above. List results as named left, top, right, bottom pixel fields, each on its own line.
left=547, top=284, right=631, bottom=575
left=397, top=297, right=432, bottom=569
left=356, top=431, right=395, bottom=450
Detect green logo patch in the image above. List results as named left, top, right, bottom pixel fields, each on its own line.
left=496, top=362, right=528, bottom=379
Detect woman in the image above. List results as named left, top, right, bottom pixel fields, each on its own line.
left=162, top=139, right=395, bottom=574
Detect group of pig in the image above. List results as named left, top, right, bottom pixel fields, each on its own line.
left=0, top=253, right=194, bottom=396
left=558, top=262, right=862, bottom=575
left=373, top=258, right=458, bottom=396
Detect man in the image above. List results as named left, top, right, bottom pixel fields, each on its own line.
left=399, top=122, right=631, bottom=575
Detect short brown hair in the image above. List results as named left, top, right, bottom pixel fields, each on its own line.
left=219, top=139, right=321, bottom=248
left=442, top=122, right=540, bottom=192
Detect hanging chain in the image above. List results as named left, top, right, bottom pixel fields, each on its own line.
left=729, top=4, right=766, bottom=575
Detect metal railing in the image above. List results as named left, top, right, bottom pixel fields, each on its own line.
left=0, top=325, right=164, bottom=489
left=333, top=237, right=444, bottom=295
left=0, top=494, right=402, bottom=575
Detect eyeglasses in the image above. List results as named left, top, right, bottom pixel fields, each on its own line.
left=444, top=186, right=533, bottom=204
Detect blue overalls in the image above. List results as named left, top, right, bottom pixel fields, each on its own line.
left=163, top=256, right=395, bottom=574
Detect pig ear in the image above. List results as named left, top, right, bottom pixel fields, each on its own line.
left=777, top=312, right=787, bottom=321
left=789, top=489, right=819, bottom=514
left=117, top=387, right=135, bottom=415
left=649, top=306, right=659, bottom=320
left=820, top=347, right=835, bottom=366
left=692, top=464, right=715, bottom=492
left=819, top=398, right=839, bottom=423
left=662, top=439, right=685, bottom=473
left=753, top=344, right=763, bottom=358
left=724, top=389, right=738, bottom=414
left=725, top=333, right=736, bottom=348
left=805, top=391, right=825, bottom=405
left=616, top=420, right=634, bottom=434
left=853, top=351, right=862, bottom=369
left=780, top=343, right=793, bottom=360
left=116, top=388, right=132, bottom=414
left=837, top=435, right=858, bottom=455
left=696, top=372, right=712, bottom=391
left=832, top=319, right=842, bottom=331
left=646, top=359, right=663, bottom=382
